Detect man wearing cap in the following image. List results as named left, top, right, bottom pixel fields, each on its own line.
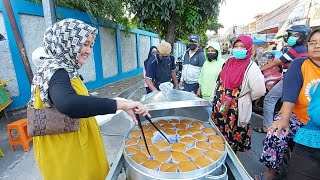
left=180, top=34, right=206, bottom=93
left=145, top=41, right=179, bottom=92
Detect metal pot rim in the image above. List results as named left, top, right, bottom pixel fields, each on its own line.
left=123, top=116, right=227, bottom=179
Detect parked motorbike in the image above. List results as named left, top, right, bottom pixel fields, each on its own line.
left=252, top=51, right=283, bottom=116
left=176, top=55, right=183, bottom=83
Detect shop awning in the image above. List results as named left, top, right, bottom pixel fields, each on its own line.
left=275, top=0, right=311, bottom=38
left=251, top=24, right=279, bottom=34
left=308, top=3, right=320, bottom=27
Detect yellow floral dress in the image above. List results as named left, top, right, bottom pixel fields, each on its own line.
left=33, top=77, right=109, bottom=180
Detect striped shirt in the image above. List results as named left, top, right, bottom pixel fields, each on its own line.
left=280, top=44, right=308, bottom=73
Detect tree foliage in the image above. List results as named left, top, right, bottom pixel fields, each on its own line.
left=125, top=0, right=224, bottom=44
left=29, top=0, right=129, bottom=25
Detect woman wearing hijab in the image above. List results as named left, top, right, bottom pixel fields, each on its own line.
left=143, top=46, right=158, bottom=93
left=212, top=35, right=265, bottom=153
left=197, top=41, right=225, bottom=100
left=28, top=19, right=149, bottom=180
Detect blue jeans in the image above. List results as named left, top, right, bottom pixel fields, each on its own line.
left=263, top=80, right=283, bottom=127
left=183, top=82, right=199, bottom=94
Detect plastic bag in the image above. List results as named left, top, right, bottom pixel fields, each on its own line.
left=159, top=82, right=174, bottom=95
left=218, top=94, right=232, bottom=116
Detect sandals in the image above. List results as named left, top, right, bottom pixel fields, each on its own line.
left=255, top=172, right=279, bottom=180
left=255, top=173, right=264, bottom=180
left=253, top=126, right=268, bottom=133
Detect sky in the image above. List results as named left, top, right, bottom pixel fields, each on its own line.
left=217, top=0, right=290, bottom=34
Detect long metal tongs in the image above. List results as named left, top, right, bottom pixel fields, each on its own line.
left=136, top=115, right=170, bottom=156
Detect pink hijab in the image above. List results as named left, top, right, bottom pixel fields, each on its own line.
left=220, top=35, right=253, bottom=89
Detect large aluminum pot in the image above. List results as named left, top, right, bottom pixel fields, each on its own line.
left=123, top=116, right=228, bottom=180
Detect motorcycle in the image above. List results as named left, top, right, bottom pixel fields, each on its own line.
left=176, top=55, right=183, bottom=83
left=252, top=51, right=283, bottom=116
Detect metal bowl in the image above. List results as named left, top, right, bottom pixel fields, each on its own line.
left=123, top=116, right=227, bottom=180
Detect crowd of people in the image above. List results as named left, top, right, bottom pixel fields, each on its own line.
left=28, top=17, right=319, bottom=180
left=144, top=25, right=320, bottom=180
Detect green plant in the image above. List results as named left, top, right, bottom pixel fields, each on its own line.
left=125, top=0, right=224, bottom=44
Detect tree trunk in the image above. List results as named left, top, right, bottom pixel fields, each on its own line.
left=165, top=12, right=177, bottom=46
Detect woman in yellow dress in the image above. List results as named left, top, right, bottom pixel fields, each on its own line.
left=28, top=18, right=149, bottom=180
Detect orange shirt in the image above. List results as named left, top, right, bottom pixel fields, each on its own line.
left=293, top=59, right=320, bottom=124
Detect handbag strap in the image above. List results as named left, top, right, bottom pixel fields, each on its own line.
left=234, top=61, right=254, bottom=100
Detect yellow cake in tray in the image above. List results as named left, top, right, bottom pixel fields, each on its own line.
left=159, top=163, right=178, bottom=172
left=125, top=137, right=139, bottom=146
left=125, top=118, right=226, bottom=173
left=153, top=151, right=171, bottom=162
left=178, top=161, right=197, bottom=172
left=194, top=156, right=212, bottom=168
left=172, top=152, right=190, bottom=163
left=142, top=160, right=161, bottom=170
left=153, top=140, right=170, bottom=150
left=131, top=152, right=148, bottom=164
left=191, top=121, right=204, bottom=129
left=188, top=127, right=202, bottom=134
left=177, top=129, right=191, bottom=137
left=175, top=123, right=187, bottom=130
left=138, top=138, right=152, bottom=147
left=206, top=150, right=222, bottom=161
left=129, top=130, right=142, bottom=138
left=170, top=119, right=180, bottom=124
left=186, top=148, right=204, bottom=160
left=202, top=127, right=216, bottom=135
left=157, top=119, right=168, bottom=124
left=208, top=135, right=225, bottom=143
left=170, top=142, right=187, bottom=152
left=179, top=137, right=196, bottom=144
left=141, top=146, right=159, bottom=156
left=164, top=129, right=176, bottom=135
left=125, top=146, right=140, bottom=155
left=193, top=133, right=208, bottom=141
left=195, top=141, right=210, bottom=151
left=180, top=119, right=193, bottom=125
left=210, top=142, right=225, bottom=152
left=162, top=123, right=175, bottom=129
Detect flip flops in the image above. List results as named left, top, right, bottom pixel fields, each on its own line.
left=254, top=172, right=278, bottom=180
left=253, top=126, right=268, bottom=133
left=255, top=173, right=264, bottom=180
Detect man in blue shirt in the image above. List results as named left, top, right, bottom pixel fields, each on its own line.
left=145, top=41, right=179, bottom=92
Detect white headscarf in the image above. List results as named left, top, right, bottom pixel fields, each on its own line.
left=28, top=18, right=97, bottom=107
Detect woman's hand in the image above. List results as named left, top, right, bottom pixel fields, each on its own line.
left=268, top=119, right=290, bottom=137
left=116, top=100, right=150, bottom=125
left=196, top=88, right=201, bottom=97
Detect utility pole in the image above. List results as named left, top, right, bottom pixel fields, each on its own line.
left=42, top=0, right=56, bottom=27
left=3, top=0, right=33, bottom=84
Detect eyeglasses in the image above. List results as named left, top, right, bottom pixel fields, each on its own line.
left=307, top=41, right=320, bottom=47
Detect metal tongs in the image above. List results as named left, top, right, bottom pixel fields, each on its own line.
left=136, top=114, right=170, bottom=156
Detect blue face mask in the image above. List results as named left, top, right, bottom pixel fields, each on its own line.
left=232, top=49, right=247, bottom=59
left=287, top=36, right=298, bottom=47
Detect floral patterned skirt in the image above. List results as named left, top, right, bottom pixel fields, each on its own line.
left=259, top=113, right=304, bottom=171
left=212, top=87, right=251, bottom=153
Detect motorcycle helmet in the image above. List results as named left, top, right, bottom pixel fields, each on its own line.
left=284, top=25, right=311, bottom=45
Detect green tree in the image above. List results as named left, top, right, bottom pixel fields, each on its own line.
left=29, top=0, right=128, bottom=24
left=125, top=0, right=224, bottom=44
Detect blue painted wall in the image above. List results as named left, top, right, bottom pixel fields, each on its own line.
left=0, top=0, right=187, bottom=109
